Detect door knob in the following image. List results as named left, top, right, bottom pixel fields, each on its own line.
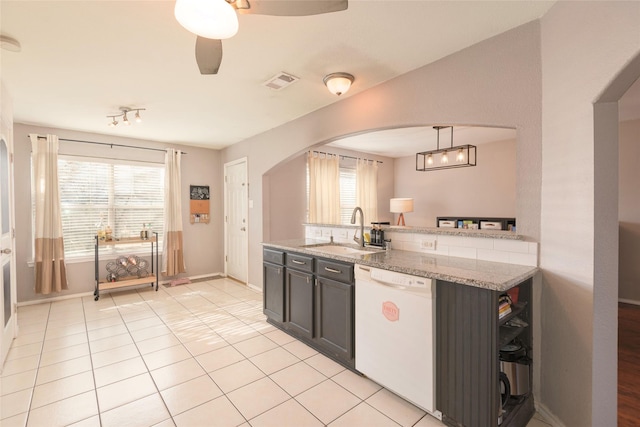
left=1, top=248, right=11, bottom=254
left=240, top=227, right=246, bottom=231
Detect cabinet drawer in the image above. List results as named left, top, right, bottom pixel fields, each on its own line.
left=263, top=248, right=285, bottom=265
left=286, top=253, right=314, bottom=273
left=316, top=259, right=354, bottom=283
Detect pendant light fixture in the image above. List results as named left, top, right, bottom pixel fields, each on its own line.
left=174, top=0, right=239, bottom=40
left=416, top=126, right=477, bottom=171
left=323, top=72, right=354, bottom=96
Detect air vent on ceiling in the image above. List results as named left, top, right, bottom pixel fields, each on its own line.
left=263, top=72, right=299, bottom=90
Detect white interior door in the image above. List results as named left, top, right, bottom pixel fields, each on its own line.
left=224, top=158, right=248, bottom=283
left=1, top=135, right=17, bottom=368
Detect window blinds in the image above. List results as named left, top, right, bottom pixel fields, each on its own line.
left=56, top=157, right=164, bottom=258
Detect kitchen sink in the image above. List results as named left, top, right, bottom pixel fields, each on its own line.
left=304, top=244, right=384, bottom=256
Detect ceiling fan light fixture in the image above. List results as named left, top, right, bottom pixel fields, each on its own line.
left=323, top=72, right=354, bottom=96
left=175, top=0, right=239, bottom=40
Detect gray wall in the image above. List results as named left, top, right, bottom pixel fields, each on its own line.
left=394, top=138, right=516, bottom=227
left=540, top=2, right=640, bottom=426
left=13, top=123, right=224, bottom=303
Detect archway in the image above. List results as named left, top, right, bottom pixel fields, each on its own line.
left=593, top=52, right=640, bottom=425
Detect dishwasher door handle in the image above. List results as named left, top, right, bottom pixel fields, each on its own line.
left=369, top=278, right=408, bottom=290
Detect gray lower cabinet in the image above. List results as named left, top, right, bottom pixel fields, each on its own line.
left=263, top=249, right=285, bottom=323
left=285, top=267, right=314, bottom=339
left=262, top=248, right=355, bottom=369
left=436, top=278, right=534, bottom=427
left=315, top=258, right=354, bottom=363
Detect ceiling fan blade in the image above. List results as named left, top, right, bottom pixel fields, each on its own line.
left=195, top=37, right=223, bottom=75
left=237, top=0, right=347, bottom=16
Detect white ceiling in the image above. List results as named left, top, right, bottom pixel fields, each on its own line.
left=0, top=0, right=556, bottom=150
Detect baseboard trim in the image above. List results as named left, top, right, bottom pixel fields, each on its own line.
left=619, top=298, right=640, bottom=306
left=18, top=291, right=95, bottom=307
left=18, top=272, right=227, bottom=306
left=535, top=401, right=566, bottom=427
left=248, top=282, right=262, bottom=293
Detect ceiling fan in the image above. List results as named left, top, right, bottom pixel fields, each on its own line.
left=174, top=0, right=348, bottom=75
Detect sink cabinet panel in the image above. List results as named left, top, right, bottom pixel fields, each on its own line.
left=315, top=276, right=354, bottom=362
left=285, top=268, right=315, bottom=340
left=263, top=260, right=284, bottom=322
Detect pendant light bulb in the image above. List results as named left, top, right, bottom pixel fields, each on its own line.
left=426, top=154, right=433, bottom=165
left=441, top=151, right=449, bottom=164
left=108, top=117, right=118, bottom=127
left=456, top=148, right=465, bottom=162
left=135, top=110, right=142, bottom=123
left=122, top=113, right=130, bottom=126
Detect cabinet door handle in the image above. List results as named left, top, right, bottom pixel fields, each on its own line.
left=277, top=268, right=281, bottom=275
left=324, top=267, right=341, bottom=274
left=291, top=259, right=305, bottom=265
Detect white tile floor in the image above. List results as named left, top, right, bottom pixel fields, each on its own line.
left=1, top=278, right=552, bottom=427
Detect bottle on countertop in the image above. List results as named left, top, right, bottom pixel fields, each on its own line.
left=140, top=223, right=148, bottom=240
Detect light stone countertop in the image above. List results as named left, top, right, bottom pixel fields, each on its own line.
left=263, top=239, right=538, bottom=292
left=304, top=223, right=523, bottom=240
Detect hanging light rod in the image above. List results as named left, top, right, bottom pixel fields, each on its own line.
left=416, top=126, right=477, bottom=171
left=107, top=107, right=145, bottom=127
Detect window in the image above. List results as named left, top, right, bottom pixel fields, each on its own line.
left=338, top=166, right=356, bottom=224
left=306, top=159, right=357, bottom=225
left=53, top=157, right=164, bottom=259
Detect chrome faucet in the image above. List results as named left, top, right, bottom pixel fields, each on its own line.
left=351, top=207, right=365, bottom=247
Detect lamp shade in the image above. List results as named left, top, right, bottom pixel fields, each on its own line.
left=390, top=198, right=414, bottom=213
left=175, top=0, right=239, bottom=40
left=323, top=73, right=354, bottom=96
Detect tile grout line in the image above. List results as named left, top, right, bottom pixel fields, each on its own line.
left=22, top=301, right=51, bottom=426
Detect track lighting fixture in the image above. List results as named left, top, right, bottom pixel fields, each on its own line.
left=106, top=107, right=145, bottom=127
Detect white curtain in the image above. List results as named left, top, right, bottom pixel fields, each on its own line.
left=308, top=152, right=340, bottom=224
left=30, top=134, right=68, bottom=294
left=162, top=149, right=186, bottom=276
left=356, top=158, right=378, bottom=224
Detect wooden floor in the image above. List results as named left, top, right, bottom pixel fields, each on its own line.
left=619, top=303, right=640, bottom=427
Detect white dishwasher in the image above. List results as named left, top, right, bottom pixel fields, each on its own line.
left=355, top=264, right=438, bottom=416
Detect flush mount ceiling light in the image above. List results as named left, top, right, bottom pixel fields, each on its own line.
left=174, top=0, right=239, bottom=40
left=416, top=126, right=477, bottom=171
left=107, top=107, right=146, bottom=127
left=323, top=72, right=354, bottom=96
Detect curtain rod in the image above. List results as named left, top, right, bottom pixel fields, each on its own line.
left=30, top=135, right=187, bottom=154
left=311, top=150, right=383, bottom=164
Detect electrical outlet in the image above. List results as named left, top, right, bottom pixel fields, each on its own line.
left=421, top=237, right=437, bottom=250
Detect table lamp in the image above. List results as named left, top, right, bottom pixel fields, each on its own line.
left=390, top=198, right=414, bottom=226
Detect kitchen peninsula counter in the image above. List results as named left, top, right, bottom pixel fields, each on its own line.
left=263, top=239, right=538, bottom=292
